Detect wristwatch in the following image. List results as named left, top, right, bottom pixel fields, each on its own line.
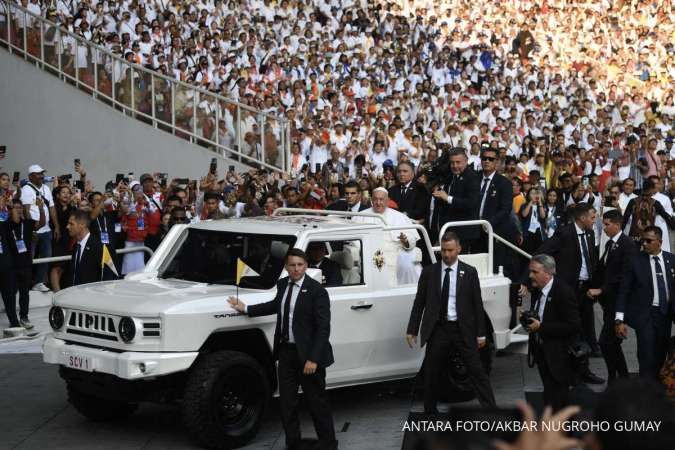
left=614, top=319, right=624, bottom=326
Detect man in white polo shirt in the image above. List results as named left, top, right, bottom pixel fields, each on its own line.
left=20, top=164, right=59, bottom=292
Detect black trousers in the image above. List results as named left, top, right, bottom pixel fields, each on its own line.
left=636, top=307, right=672, bottom=379
left=598, top=296, right=628, bottom=380
left=535, top=346, right=570, bottom=411
left=575, top=281, right=598, bottom=350
left=423, top=321, right=496, bottom=412
left=0, top=267, right=31, bottom=326
left=277, top=344, right=336, bottom=448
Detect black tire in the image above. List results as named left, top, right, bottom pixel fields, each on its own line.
left=182, top=350, right=270, bottom=449
left=67, top=383, right=138, bottom=421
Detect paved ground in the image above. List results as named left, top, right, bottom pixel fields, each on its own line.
left=0, top=305, right=639, bottom=450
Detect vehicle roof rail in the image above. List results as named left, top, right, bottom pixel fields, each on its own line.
left=272, top=208, right=388, bottom=225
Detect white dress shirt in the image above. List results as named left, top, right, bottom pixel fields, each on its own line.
left=574, top=223, right=590, bottom=281
left=76, top=232, right=91, bottom=263
left=537, top=278, right=554, bottom=322
left=441, top=260, right=459, bottom=321
left=649, top=252, right=668, bottom=308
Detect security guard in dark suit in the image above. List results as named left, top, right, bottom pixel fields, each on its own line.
left=66, top=210, right=118, bottom=287
left=588, top=210, right=638, bottom=383
left=406, top=231, right=496, bottom=412
left=229, top=249, right=337, bottom=450
left=388, top=161, right=429, bottom=223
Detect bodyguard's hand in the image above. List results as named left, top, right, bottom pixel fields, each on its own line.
left=518, top=284, right=529, bottom=297
left=406, top=334, right=417, bottom=348
left=227, top=296, right=246, bottom=313
left=586, top=288, right=602, bottom=299
left=477, top=337, right=487, bottom=349
left=615, top=322, right=628, bottom=339
left=303, top=360, right=318, bottom=375
left=526, top=319, right=540, bottom=333
left=431, top=189, right=449, bottom=202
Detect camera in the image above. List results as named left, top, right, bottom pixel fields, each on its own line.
left=520, top=310, right=539, bottom=329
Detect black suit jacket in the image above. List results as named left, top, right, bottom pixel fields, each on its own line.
left=407, top=260, right=486, bottom=349
left=434, top=168, right=481, bottom=243
left=591, top=233, right=638, bottom=303
left=69, top=234, right=118, bottom=286
left=616, top=251, right=675, bottom=330
left=536, top=223, right=598, bottom=288
left=325, top=199, right=368, bottom=212
left=310, top=257, right=343, bottom=287
left=248, top=276, right=334, bottom=368
left=478, top=172, right=515, bottom=239
left=0, top=221, right=13, bottom=272
left=530, top=278, right=581, bottom=384
left=388, top=181, right=429, bottom=221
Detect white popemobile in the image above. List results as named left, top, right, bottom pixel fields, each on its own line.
left=42, top=209, right=527, bottom=449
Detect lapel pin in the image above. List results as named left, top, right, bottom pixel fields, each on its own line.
left=301, top=289, right=308, bottom=293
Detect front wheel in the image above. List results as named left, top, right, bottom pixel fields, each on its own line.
left=182, top=350, right=270, bottom=449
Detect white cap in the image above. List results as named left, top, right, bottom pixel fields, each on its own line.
left=28, top=164, right=45, bottom=174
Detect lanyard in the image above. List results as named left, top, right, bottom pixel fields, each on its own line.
left=97, top=215, right=108, bottom=233
left=12, top=223, right=23, bottom=242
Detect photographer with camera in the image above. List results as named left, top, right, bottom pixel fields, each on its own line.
left=524, top=254, right=580, bottom=411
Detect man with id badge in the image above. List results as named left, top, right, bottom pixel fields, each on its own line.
left=5, top=199, right=45, bottom=329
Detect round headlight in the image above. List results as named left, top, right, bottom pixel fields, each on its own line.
left=49, top=306, right=64, bottom=330
left=119, top=317, right=136, bottom=343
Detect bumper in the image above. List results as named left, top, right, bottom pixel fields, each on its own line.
left=42, top=335, right=199, bottom=380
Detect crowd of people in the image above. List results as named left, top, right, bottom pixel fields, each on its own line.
left=1, top=0, right=674, bottom=426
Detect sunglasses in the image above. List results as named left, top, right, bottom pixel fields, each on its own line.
left=481, top=156, right=497, bottom=162
left=641, top=238, right=658, bottom=243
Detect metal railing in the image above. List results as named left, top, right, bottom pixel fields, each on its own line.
left=33, top=246, right=154, bottom=265
left=0, top=0, right=290, bottom=173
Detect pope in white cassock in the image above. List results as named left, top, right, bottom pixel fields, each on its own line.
left=352, top=187, right=421, bottom=284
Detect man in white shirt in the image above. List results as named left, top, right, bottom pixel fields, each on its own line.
left=21, top=165, right=58, bottom=292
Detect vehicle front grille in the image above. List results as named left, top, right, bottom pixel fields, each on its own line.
left=66, top=310, right=119, bottom=342
left=142, top=320, right=161, bottom=338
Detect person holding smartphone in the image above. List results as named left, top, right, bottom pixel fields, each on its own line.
left=519, top=186, right=548, bottom=255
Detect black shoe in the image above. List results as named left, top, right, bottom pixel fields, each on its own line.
left=582, top=372, right=605, bottom=384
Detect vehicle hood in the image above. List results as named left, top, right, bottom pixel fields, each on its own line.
left=53, top=278, right=267, bottom=316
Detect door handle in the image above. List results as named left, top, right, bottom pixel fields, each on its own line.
left=350, top=303, right=373, bottom=310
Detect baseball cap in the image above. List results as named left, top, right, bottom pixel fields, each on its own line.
left=28, top=164, right=45, bottom=174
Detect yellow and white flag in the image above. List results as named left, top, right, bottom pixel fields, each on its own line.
left=236, top=258, right=259, bottom=285
left=101, top=244, right=119, bottom=278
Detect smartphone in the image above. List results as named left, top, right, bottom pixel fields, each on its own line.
left=582, top=176, right=589, bottom=189
left=116, top=173, right=124, bottom=184
left=74, top=180, right=84, bottom=191
left=210, top=158, right=217, bottom=175
left=159, top=176, right=167, bottom=188
left=229, top=165, right=235, bottom=173
left=0, top=146, right=6, bottom=157
left=175, top=178, right=190, bottom=185
left=59, top=174, right=73, bottom=181
left=12, top=171, right=20, bottom=184
left=74, top=158, right=80, bottom=167
left=127, top=172, right=134, bottom=181
left=315, top=163, right=321, bottom=173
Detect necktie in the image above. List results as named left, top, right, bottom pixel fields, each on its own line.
left=73, top=243, right=82, bottom=285
left=480, top=178, right=490, bottom=197
left=401, top=184, right=407, bottom=198
left=601, top=240, right=613, bottom=263
left=579, top=233, right=592, bottom=272
left=281, top=281, right=295, bottom=342
left=652, top=256, right=669, bottom=315
left=440, top=268, right=451, bottom=320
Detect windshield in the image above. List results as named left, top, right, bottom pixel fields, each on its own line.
left=160, top=229, right=296, bottom=289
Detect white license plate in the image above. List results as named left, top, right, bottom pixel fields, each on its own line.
left=65, top=353, right=93, bottom=372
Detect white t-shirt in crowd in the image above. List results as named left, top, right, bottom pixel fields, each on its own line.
left=21, top=182, right=53, bottom=234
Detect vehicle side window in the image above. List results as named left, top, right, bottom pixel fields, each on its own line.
left=305, top=240, right=363, bottom=287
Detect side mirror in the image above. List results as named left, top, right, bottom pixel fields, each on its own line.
left=305, top=268, right=323, bottom=284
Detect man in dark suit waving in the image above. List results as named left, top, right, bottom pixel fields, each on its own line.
left=406, top=231, right=496, bottom=412
left=66, top=210, right=118, bottom=287
left=524, top=254, right=581, bottom=411
left=475, top=148, right=515, bottom=274
left=615, top=226, right=674, bottom=379
left=228, top=249, right=337, bottom=450
left=587, top=210, right=638, bottom=383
